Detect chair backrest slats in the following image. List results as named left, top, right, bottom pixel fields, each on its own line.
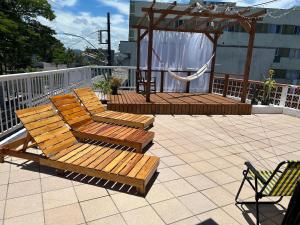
left=50, top=94, right=93, bottom=127
left=269, top=161, right=300, bottom=196
left=74, top=87, right=105, bottom=114
left=16, top=104, right=78, bottom=157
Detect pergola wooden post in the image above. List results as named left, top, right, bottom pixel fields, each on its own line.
left=241, top=19, right=257, bottom=103
left=208, top=34, right=219, bottom=93
left=146, top=9, right=154, bottom=102
left=136, top=28, right=141, bottom=93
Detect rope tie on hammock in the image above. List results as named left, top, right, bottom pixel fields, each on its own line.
left=151, top=48, right=214, bottom=82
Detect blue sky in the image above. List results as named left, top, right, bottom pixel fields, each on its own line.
left=42, top=0, right=300, bottom=51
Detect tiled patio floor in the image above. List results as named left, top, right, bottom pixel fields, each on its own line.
left=1, top=114, right=300, bottom=225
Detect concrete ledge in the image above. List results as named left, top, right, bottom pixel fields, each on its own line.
left=252, top=105, right=300, bottom=118
left=283, top=107, right=300, bottom=118
left=251, top=105, right=283, bottom=114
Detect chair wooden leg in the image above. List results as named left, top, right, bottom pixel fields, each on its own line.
left=136, top=186, right=146, bottom=196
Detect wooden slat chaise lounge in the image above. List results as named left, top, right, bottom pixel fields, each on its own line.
left=73, top=87, right=154, bottom=129
left=236, top=160, right=300, bottom=225
left=50, top=94, right=154, bottom=153
left=0, top=104, right=159, bottom=195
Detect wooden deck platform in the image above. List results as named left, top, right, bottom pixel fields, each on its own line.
left=107, top=92, right=252, bottom=115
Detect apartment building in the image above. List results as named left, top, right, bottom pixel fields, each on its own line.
left=119, top=0, right=300, bottom=84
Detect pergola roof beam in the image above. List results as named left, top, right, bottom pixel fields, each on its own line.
left=141, top=8, right=263, bottom=21
left=160, top=3, right=197, bottom=30
left=140, top=1, right=177, bottom=40
left=133, top=25, right=221, bottom=34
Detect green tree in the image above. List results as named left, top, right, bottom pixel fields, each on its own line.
left=0, top=0, right=62, bottom=74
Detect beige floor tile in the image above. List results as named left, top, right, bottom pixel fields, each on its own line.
left=41, top=176, right=73, bottom=192
left=160, top=156, right=185, bottom=167
left=167, top=146, right=190, bottom=155
left=80, top=196, right=118, bottom=222
left=177, top=153, right=202, bottom=163
left=5, top=194, right=43, bottom=218
left=164, top=179, right=196, bottom=197
left=3, top=211, right=44, bottom=225
left=43, top=187, right=78, bottom=210
left=206, top=170, right=236, bottom=185
left=152, top=198, right=193, bottom=224
left=208, top=157, right=233, bottom=169
left=223, top=166, right=244, bottom=180
left=0, top=163, right=10, bottom=173
left=194, top=150, right=218, bottom=160
left=111, top=193, right=148, bottom=212
left=222, top=204, right=265, bottom=225
left=170, top=216, right=201, bottom=225
left=179, top=192, right=217, bottom=215
left=74, top=184, right=108, bottom=202
left=88, top=214, right=126, bottom=225
left=145, top=183, right=174, bottom=204
left=171, top=164, right=199, bottom=177
left=45, top=203, right=85, bottom=225
left=223, top=181, right=254, bottom=199
left=122, top=206, right=165, bottom=225
left=157, top=168, right=180, bottom=182
left=0, top=185, right=7, bottom=201
left=7, top=179, right=41, bottom=199
left=9, top=169, right=39, bottom=184
left=197, top=208, right=240, bottom=225
left=150, top=148, right=173, bottom=157
left=202, top=186, right=235, bottom=207
left=185, top=174, right=217, bottom=191
left=0, top=173, right=9, bottom=186
left=190, top=161, right=217, bottom=173
left=0, top=200, right=4, bottom=220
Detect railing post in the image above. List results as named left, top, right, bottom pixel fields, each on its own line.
left=223, top=74, right=229, bottom=97
left=136, top=70, right=140, bottom=93
left=160, top=71, right=164, bottom=93
left=63, top=71, right=69, bottom=93
left=186, top=71, right=191, bottom=93
left=26, top=77, right=33, bottom=107
left=280, top=85, right=289, bottom=107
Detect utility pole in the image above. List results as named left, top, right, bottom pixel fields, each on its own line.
left=98, top=12, right=112, bottom=77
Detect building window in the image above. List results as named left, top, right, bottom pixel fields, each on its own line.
left=175, top=20, right=183, bottom=28
left=294, top=26, right=300, bottom=34
left=273, top=69, right=286, bottom=79
left=282, top=25, right=295, bottom=34
left=289, top=49, right=300, bottom=58
left=275, top=25, right=282, bottom=33
left=276, top=48, right=290, bottom=57
left=256, top=23, right=268, bottom=33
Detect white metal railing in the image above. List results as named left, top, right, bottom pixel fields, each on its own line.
left=0, top=65, right=137, bottom=139
left=0, top=65, right=299, bottom=139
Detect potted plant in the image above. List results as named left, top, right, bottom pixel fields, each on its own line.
left=261, top=69, right=276, bottom=105
left=93, top=80, right=111, bottom=104
left=110, top=77, right=122, bottom=95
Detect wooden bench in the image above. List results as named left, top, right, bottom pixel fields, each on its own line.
left=50, top=94, right=154, bottom=153
left=74, top=87, right=154, bottom=129
left=0, top=104, right=159, bottom=195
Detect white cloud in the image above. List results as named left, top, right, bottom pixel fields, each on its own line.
left=49, top=0, right=78, bottom=7
left=39, top=10, right=128, bottom=51
left=236, top=0, right=299, bottom=8
left=97, top=0, right=129, bottom=15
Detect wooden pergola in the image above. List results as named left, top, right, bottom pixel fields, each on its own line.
left=133, top=1, right=266, bottom=103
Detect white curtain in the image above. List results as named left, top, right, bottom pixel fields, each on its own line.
left=140, top=30, right=213, bottom=92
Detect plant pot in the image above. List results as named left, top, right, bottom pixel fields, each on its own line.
left=111, top=86, right=118, bottom=95
left=101, top=99, right=108, bottom=104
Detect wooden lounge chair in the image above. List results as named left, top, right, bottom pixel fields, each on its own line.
left=73, top=87, right=154, bottom=129
left=0, top=104, right=159, bottom=195
left=235, top=161, right=300, bottom=225
left=50, top=94, right=154, bottom=153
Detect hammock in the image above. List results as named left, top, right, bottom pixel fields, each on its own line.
left=152, top=47, right=214, bottom=82
left=167, top=54, right=214, bottom=82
